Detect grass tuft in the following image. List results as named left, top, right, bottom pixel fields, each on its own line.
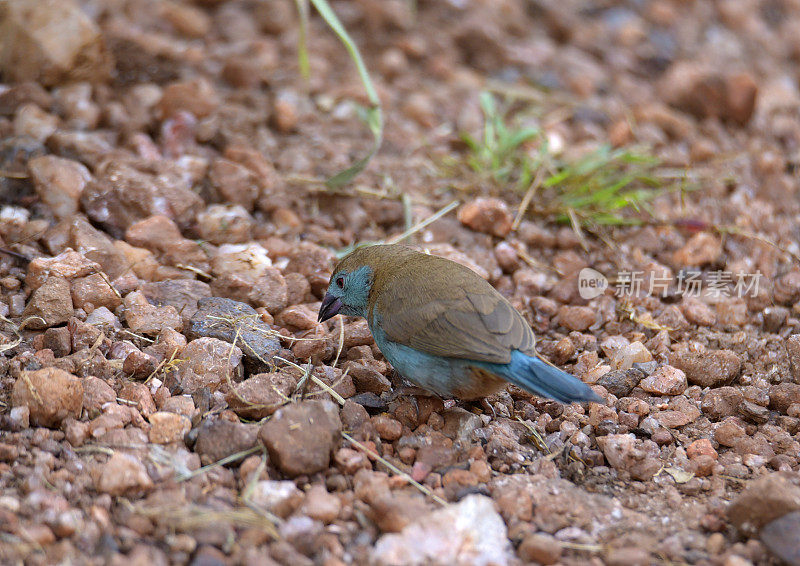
left=462, top=91, right=673, bottom=232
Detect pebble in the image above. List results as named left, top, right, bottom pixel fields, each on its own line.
left=760, top=511, right=800, bottom=566
left=148, top=411, right=191, bottom=444
left=259, top=400, right=342, bottom=477
left=225, top=372, right=296, bottom=419
left=639, top=366, right=687, bottom=396
left=373, top=495, right=513, bottom=565
left=194, top=418, right=260, bottom=465
left=11, top=367, right=83, bottom=427
left=0, top=0, right=111, bottom=85
left=172, top=337, right=243, bottom=394
left=95, top=452, right=153, bottom=495
left=671, top=349, right=741, bottom=388
left=558, top=305, right=596, bottom=332
left=249, top=480, right=304, bottom=518
left=123, top=291, right=183, bottom=336
left=701, top=387, right=744, bottom=419
left=23, top=276, right=74, bottom=329
left=28, top=156, right=92, bottom=219
left=518, top=533, right=562, bottom=565
left=597, top=369, right=644, bottom=398
left=610, top=341, right=653, bottom=370
left=300, top=484, right=341, bottom=524
left=672, top=232, right=721, bottom=266
left=457, top=198, right=513, bottom=238
left=727, top=473, right=800, bottom=536
left=597, top=433, right=661, bottom=481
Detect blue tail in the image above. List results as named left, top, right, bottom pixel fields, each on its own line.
left=493, top=351, right=603, bottom=404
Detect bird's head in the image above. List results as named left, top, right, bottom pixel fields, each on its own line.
left=317, top=247, right=376, bottom=322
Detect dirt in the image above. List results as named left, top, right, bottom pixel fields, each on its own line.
left=1, top=0, right=800, bottom=565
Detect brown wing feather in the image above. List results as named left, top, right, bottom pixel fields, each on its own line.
left=368, top=247, right=536, bottom=364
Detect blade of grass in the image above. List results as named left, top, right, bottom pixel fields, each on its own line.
left=307, top=0, right=383, bottom=188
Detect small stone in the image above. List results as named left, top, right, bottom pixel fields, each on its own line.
left=172, top=337, right=243, bottom=394
left=82, top=376, right=116, bottom=414
left=673, top=233, right=721, bottom=266
left=373, top=495, right=513, bottom=565
left=0, top=0, right=112, bottom=86
left=23, top=276, right=73, bottom=329
left=786, top=335, right=800, bottom=382
left=760, top=511, right=800, bottom=566
left=701, top=387, right=743, bottom=419
left=301, top=484, right=341, bottom=524
left=558, top=305, right=596, bottom=332
left=208, top=158, right=260, bottom=211
left=344, top=361, right=392, bottom=395
left=639, top=366, right=687, bottom=396
left=13, top=103, right=58, bottom=141
left=671, top=349, right=741, bottom=388
left=686, top=438, right=718, bottom=460
left=158, top=78, right=219, bottom=120
left=272, top=89, right=300, bottom=133
left=259, top=400, right=342, bottom=477
left=194, top=418, right=260, bottom=465
left=42, top=326, right=71, bottom=358
left=188, top=297, right=281, bottom=368
left=770, top=383, right=800, bottom=414
left=372, top=415, right=403, bottom=442
left=196, top=204, right=254, bottom=244
left=597, top=433, right=661, bottom=481
left=123, top=291, right=183, bottom=335
left=11, top=367, right=83, bottom=427
left=714, top=417, right=747, bottom=447
left=148, top=411, right=191, bottom=444
left=597, top=369, right=644, bottom=398
left=727, top=473, right=800, bottom=536
left=71, top=273, right=123, bottom=311
left=518, top=533, right=562, bottom=565
left=610, top=341, right=653, bottom=370
left=655, top=407, right=699, bottom=428
left=225, top=372, right=296, bottom=419
left=249, top=480, right=304, bottom=518
left=28, top=156, right=92, bottom=219
left=457, top=198, right=513, bottom=237
left=95, top=452, right=153, bottom=495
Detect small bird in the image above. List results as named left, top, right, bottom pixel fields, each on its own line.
left=318, top=244, right=602, bottom=405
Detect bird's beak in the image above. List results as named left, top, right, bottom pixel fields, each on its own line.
left=318, top=292, right=342, bottom=322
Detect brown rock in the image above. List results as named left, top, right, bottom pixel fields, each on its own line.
left=727, top=473, right=800, bottom=536
left=597, top=433, right=661, bottom=480
left=558, top=305, right=596, bottom=331
left=701, top=387, right=743, bottom=420
left=673, top=232, right=721, bottom=267
left=301, top=484, right=341, bottom=524
left=518, top=533, right=562, bottom=565
left=639, top=366, right=687, bottom=396
left=208, top=158, right=260, bottom=211
left=225, top=372, right=296, bottom=419
left=124, top=215, right=183, bottom=252
left=458, top=198, right=513, bottom=237
left=23, top=276, right=73, bottom=329
left=249, top=480, right=304, bottom=518
left=0, top=0, right=112, bottom=86
left=11, top=367, right=82, bottom=427
left=158, top=78, right=219, bottom=119
left=671, top=349, right=741, bottom=388
left=26, top=249, right=100, bottom=291
left=786, top=335, right=800, bottom=382
left=769, top=383, right=800, bottom=414
left=148, top=411, right=191, bottom=444
left=194, top=418, right=260, bottom=464
left=172, top=337, right=243, bottom=394
left=42, top=326, right=71, bottom=358
left=597, top=369, right=644, bottom=398
left=681, top=298, right=717, bottom=327
left=123, top=291, right=183, bottom=336
left=372, top=415, right=403, bottom=441
left=95, top=452, right=153, bottom=495
left=259, top=400, right=341, bottom=477
left=714, top=417, right=746, bottom=447
left=760, top=511, right=800, bottom=566
left=605, top=547, right=652, bottom=566
left=82, top=376, right=116, bottom=414
left=28, top=156, right=92, bottom=219
left=70, top=273, right=123, bottom=311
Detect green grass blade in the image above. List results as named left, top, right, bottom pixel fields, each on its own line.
left=305, top=0, right=383, bottom=188
left=294, top=0, right=310, bottom=80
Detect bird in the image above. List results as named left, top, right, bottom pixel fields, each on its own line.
left=317, top=243, right=602, bottom=405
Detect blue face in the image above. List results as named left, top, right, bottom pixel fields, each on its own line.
left=317, top=265, right=373, bottom=322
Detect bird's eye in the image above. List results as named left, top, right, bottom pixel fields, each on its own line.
left=335, top=276, right=344, bottom=289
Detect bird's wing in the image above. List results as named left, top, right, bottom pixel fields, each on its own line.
left=371, top=257, right=536, bottom=364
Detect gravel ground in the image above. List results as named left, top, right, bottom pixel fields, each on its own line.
left=1, top=0, right=800, bottom=565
